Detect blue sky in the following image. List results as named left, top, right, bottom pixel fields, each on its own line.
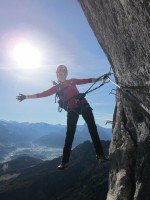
left=0, top=0, right=115, bottom=127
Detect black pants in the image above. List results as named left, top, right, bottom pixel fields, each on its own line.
left=62, top=105, right=103, bottom=163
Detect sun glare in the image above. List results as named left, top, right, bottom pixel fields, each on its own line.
left=12, top=42, right=42, bottom=68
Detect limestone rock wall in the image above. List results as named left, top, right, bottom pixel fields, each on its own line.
left=78, top=1, right=150, bottom=200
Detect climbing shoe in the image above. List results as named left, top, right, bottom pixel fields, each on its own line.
left=57, top=162, right=69, bottom=170
left=96, top=154, right=109, bottom=163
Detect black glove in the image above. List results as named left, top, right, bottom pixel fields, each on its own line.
left=103, top=72, right=112, bottom=80
left=16, top=94, right=26, bottom=102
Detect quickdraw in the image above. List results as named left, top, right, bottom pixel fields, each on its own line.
left=83, top=72, right=112, bottom=95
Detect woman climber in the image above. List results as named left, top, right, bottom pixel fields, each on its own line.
left=16, top=65, right=108, bottom=170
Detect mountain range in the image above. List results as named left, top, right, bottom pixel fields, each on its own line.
left=0, top=120, right=111, bottom=146
left=0, top=120, right=111, bottom=163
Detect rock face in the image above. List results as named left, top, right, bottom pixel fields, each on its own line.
left=78, top=1, right=150, bottom=200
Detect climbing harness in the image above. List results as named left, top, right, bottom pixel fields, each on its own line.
left=54, top=72, right=112, bottom=112
left=55, top=86, right=69, bottom=112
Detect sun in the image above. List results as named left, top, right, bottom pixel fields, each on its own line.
left=12, top=41, right=42, bottom=68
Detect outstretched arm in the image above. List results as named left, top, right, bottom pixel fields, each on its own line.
left=16, top=85, right=57, bottom=102
left=73, top=77, right=103, bottom=85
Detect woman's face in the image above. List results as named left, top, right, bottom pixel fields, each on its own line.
left=57, top=71, right=67, bottom=82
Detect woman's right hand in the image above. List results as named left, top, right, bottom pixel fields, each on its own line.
left=16, top=94, right=26, bottom=102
